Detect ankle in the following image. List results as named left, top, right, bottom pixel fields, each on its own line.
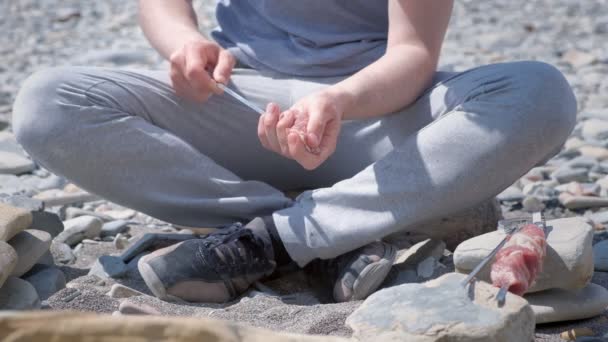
left=245, top=216, right=292, bottom=266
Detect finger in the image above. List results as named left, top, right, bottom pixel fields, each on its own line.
left=305, top=109, right=326, bottom=149
left=263, top=103, right=281, bottom=153
left=213, top=50, right=236, bottom=86
left=170, top=53, right=208, bottom=102
left=319, top=118, right=340, bottom=156
left=277, top=110, right=296, bottom=157
left=257, top=113, right=271, bottom=150
left=184, top=44, right=215, bottom=95
left=288, top=130, right=320, bottom=170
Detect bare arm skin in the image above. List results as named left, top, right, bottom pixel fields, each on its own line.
left=260, top=0, right=454, bottom=170
left=331, top=0, right=454, bottom=120
left=138, top=0, right=236, bottom=102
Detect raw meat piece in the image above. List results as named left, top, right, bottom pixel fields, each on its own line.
left=490, top=224, right=546, bottom=295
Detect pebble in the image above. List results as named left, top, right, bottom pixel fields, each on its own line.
left=65, top=207, right=113, bottom=222
left=0, top=202, right=33, bottom=241
left=107, top=284, right=144, bottom=299
left=0, top=132, right=35, bottom=175
left=526, top=283, right=608, bottom=324
left=562, top=49, right=597, bottom=68
left=560, top=193, right=608, bottom=210
left=88, top=255, right=128, bottom=279
left=8, top=229, right=52, bottom=277
left=55, top=215, right=103, bottom=246
left=0, top=195, right=44, bottom=211
left=118, top=300, right=160, bottom=315
left=0, top=240, right=17, bottom=288
left=113, top=233, right=129, bottom=250
left=552, top=167, right=589, bottom=184
left=496, top=186, right=524, bottom=202
left=454, top=217, right=593, bottom=293
left=30, top=211, right=64, bottom=238
left=23, top=264, right=66, bottom=300
left=37, top=250, right=54, bottom=265
left=593, top=240, right=608, bottom=271
left=560, top=328, right=595, bottom=341
left=346, top=273, right=534, bottom=341
left=100, top=220, right=130, bottom=237
left=580, top=146, right=608, bottom=161
left=582, top=119, right=608, bottom=141
left=0, top=277, right=41, bottom=310
left=588, top=210, right=608, bottom=224
left=50, top=241, right=76, bottom=264
left=522, top=195, right=546, bottom=212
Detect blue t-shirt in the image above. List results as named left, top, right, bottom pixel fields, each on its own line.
left=211, top=1, right=388, bottom=77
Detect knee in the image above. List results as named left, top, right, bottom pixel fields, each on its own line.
left=12, top=67, right=78, bottom=157
left=506, top=61, right=577, bottom=140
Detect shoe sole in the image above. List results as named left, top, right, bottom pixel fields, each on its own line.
left=351, top=243, right=397, bottom=301
left=138, top=250, right=184, bottom=302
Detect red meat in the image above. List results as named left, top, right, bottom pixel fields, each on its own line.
left=490, top=223, right=546, bottom=296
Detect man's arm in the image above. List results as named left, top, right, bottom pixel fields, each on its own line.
left=330, top=0, right=453, bottom=120
left=139, top=0, right=236, bottom=101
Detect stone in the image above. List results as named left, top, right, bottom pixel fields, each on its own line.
left=560, top=193, right=608, bottom=209
left=0, top=203, right=32, bottom=241
left=107, top=284, right=144, bottom=299
left=0, top=151, right=35, bottom=175
left=557, top=182, right=602, bottom=197
left=393, top=238, right=446, bottom=266
left=0, top=240, right=17, bottom=288
left=593, top=240, right=608, bottom=271
left=23, top=264, right=66, bottom=300
left=50, top=241, right=75, bottom=264
left=0, top=195, right=43, bottom=211
left=562, top=49, right=598, bottom=68
left=588, top=210, right=608, bottom=224
left=65, top=207, right=113, bottom=222
left=8, top=229, right=52, bottom=277
left=496, top=186, right=524, bottom=202
left=100, top=220, right=130, bottom=237
left=96, top=208, right=136, bottom=221
left=37, top=250, right=54, bottom=265
left=522, top=195, right=546, bottom=212
left=565, top=137, right=586, bottom=151
left=552, top=167, right=589, bottom=184
left=560, top=328, right=595, bottom=341
left=30, top=211, right=63, bottom=238
left=118, top=301, right=160, bottom=315
left=566, top=156, right=600, bottom=170
left=55, top=215, right=103, bottom=246
left=582, top=119, right=608, bottom=141
left=385, top=199, right=502, bottom=251
left=0, top=277, right=41, bottom=310
left=416, top=257, right=438, bottom=279
left=88, top=255, right=128, bottom=279
left=346, top=273, right=534, bottom=342
left=454, top=217, right=594, bottom=293
left=113, top=233, right=129, bottom=250
left=525, top=283, right=608, bottom=324
left=580, top=146, right=608, bottom=161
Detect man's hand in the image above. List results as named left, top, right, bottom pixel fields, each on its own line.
left=257, top=91, right=348, bottom=170
left=169, top=40, right=236, bottom=102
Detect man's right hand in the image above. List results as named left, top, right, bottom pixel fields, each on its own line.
left=169, top=40, right=236, bottom=102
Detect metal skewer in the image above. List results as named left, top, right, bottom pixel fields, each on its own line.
left=217, top=83, right=265, bottom=115
left=494, top=211, right=546, bottom=304
left=217, top=83, right=320, bottom=155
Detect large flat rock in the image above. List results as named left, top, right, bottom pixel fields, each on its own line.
left=0, top=241, right=17, bottom=288
left=0, top=311, right=349, bottom=341
left=453, top=217, right=593, bottom=293
left=0, top=203, right=32, bottom=242
left=8, top=229, right=52, bottom=277
left=346, top=273, right=534, bottom=341
left=525, top=283, right=608, bottom=324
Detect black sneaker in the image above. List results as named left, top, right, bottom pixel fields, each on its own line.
left=138, top=222, right=276, bottom=303
left=306, top=241, right=396, bottom=302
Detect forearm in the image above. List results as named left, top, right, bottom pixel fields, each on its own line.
left=138, top=0, right=207, bottom=59
left=330, top=45, right=436, bottom=120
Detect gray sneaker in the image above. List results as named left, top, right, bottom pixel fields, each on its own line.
left=138, top=222, right=276, bottom=303
left=307, top=241, right=397, bottom=302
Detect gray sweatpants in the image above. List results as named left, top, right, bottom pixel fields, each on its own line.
left=12, top=61, right=576, bottom=266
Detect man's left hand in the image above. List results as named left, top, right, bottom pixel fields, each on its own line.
left=257, top=91, right=346, bottom=170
